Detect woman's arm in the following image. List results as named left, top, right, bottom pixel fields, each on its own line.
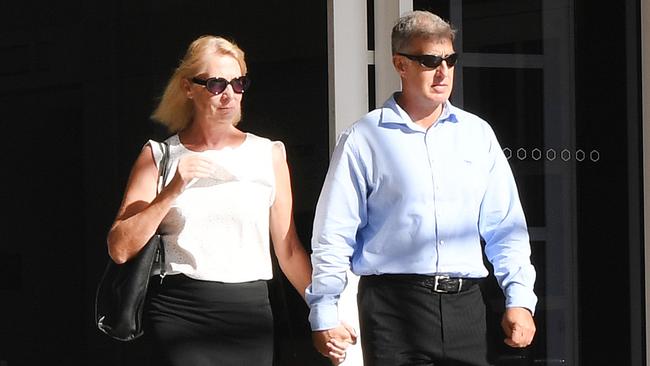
left=269, top=142, right=312, bottom=300
left=107, top=144, right=213, bottom=264
left=106, top=144, right=176, bottom=263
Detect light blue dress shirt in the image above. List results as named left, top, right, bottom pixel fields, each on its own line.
left=306, top=94, right=537, bottom=331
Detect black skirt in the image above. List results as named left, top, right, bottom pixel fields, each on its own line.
left=145, top=273, right=274, bottom=366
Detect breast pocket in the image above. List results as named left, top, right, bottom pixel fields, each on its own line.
left=453, top=154, right=488, bottom=201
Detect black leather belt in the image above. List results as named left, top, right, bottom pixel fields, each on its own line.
left=362, top=274, right=482, bottom=294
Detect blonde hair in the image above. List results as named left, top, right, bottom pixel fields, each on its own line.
left=392, top=11, right=456, bottom=54
left=151, top=35, right=248, bottom=132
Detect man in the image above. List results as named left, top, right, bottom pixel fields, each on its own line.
left=306, top=10, right=537, bottom=366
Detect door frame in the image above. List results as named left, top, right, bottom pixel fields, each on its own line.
left=642, top=0, right=650, bottom=363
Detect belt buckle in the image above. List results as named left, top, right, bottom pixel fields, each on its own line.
left=433, top=275, right=450, bottom=293
left=433, top=275, right=463, bottom=293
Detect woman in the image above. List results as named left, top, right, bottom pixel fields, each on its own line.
left=106, top=35, right=346, bottom=365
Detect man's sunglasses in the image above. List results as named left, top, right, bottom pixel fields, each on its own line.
left=397, top=53, right=459, bottom=69
left=191, top=75, right=251, bottom=95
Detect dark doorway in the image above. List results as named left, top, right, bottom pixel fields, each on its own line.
left=0, top=1, right=330, bottom=365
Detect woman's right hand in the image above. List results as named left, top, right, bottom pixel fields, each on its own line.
left=168, top=154, right=215, bottom=192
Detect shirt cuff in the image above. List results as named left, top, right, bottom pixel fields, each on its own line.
left=308, top=303, right=340, bottom=331
left=505, top=282, right=538, bottom=315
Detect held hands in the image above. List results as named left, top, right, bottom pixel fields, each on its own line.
left=313, top=322, right=358, bottom=365
left=501, top=307, right=536, bottom=348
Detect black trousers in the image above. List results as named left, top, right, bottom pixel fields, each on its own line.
left=144, top=274, right=274, bottom=366
left=358, top=274, right=490, bottom=366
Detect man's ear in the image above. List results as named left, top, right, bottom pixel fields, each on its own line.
left=393, top=54, right=407, bottom=76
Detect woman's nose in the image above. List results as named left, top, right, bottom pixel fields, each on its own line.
left=220, top=84, right=234, bottom=100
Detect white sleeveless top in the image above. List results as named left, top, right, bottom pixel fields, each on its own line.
left=149, top=133, right=281, bottom=282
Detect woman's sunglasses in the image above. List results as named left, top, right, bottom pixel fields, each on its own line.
left=397, top=53, right=459, bottom=69
left=191, top=75, right=251, bottom=95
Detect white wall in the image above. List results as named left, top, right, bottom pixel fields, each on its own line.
left=327, top=0, right=368, bottom=149
left=373, top=0, right=411, bottom=106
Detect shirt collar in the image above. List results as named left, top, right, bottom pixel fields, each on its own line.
left=381, top=92, right=459, bottom=129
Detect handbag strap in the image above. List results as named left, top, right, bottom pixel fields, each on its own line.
left=157, top=141, right=170, bottom=194
left=155, top=141, right=170, bottom=279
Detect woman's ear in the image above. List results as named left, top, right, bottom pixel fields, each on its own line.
left=181, top=78, right=194, bottom=99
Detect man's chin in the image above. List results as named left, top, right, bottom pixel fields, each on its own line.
left=426, top=94, right=450, bottom=105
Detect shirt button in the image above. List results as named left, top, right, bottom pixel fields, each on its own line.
left=440, top=240, right=445, bottom=245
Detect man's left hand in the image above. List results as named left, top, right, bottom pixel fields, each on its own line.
left=501, top=307, right=536, bottom=348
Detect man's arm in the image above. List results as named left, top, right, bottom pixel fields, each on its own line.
left=305, top=130, right=366, bottom=358
left=478, top=129, right=537, bottom=347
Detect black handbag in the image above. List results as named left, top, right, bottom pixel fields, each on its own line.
left=95, top=141, right=170, bottom=341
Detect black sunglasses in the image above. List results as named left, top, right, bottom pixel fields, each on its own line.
left=191, top=75, right=251, bottom=95
left=397, top=53, right=459, bottom=69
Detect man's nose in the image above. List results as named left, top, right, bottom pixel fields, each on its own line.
left=435, top=62, right=450, bottom=78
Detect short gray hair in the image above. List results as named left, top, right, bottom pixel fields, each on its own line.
left=391, top=10, right=456, bottom=54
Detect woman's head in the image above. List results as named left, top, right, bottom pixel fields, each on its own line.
left=152, top=36, right=248, bottom=132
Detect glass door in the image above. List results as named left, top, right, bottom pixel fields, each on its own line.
left=431, top=1, right=578, bottom=363
left=410, top=0, right=645, bottom=365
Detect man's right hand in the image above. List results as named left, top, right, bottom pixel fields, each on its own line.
left=312, top=323, right=358, bottom=365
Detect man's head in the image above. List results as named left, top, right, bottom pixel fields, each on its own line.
left=391, top=11, right=457, bottom=110
left=391, top=11, right=455, bottom=55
